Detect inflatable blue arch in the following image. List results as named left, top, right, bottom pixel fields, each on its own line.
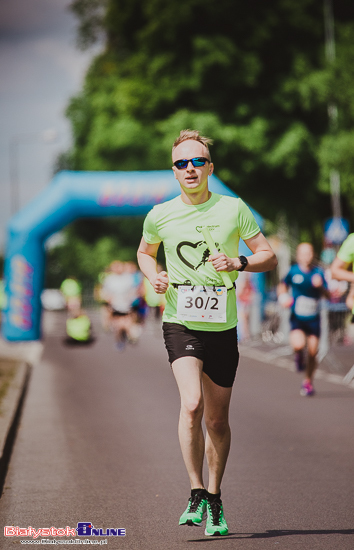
left=2, top=170, right=263, bottom=341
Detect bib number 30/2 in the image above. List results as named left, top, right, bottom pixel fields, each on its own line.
left=177, top=286, right=227, bottom=323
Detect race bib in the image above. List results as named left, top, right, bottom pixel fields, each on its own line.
left=177, top=286, right=227, bottom=323
left=294, top=295, right=319, bottom=317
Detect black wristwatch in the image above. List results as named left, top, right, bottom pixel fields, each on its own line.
left=237, top=255, right=248, bottom=272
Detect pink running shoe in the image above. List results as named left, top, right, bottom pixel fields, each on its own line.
left=300, top=381, right=315, bottom=397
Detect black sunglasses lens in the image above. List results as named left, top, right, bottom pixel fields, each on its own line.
left=174, top=157, right=208, bottom=169
left=175, top=160, right=188, bottom=169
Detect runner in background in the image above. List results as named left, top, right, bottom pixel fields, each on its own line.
left=126, top=261, right=146, bottom=342
left=64, top=308, right=95, bottom=345
left=101, top=260, right=141, bottom=350
left=277, top=243, right=329, bottom=396
left=60, top=276, right=82, bottom=313
left=94, top=266, right=112, bottom=331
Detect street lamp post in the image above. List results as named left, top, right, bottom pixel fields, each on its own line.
left=324, top=0, right=341, bottom=220
left=9, top=137, right=21, bottom=216
left=9, top=129, right=58, bottom=216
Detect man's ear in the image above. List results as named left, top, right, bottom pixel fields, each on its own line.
left=209, top=163, right=214, bottom=176
left=172, top=166, right=178, bottom=180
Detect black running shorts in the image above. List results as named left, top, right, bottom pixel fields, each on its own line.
left=162, top=322, right=239, bottom=388
left=290, top=314, right=320, bottom=337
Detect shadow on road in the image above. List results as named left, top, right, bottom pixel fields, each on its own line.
left=188, top=528, right=354, bottom=542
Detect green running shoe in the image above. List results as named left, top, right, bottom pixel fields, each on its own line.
left=205, top=499, right=229, bottom=536
left=179, top=490, right=207, bottom=526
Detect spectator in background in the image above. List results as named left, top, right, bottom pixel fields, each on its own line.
left=278, top=243, right=329, bottom=397
left=236, top=272, right=255, bottom=341
left=331, top=233, right=354, bottom=314
left=0, top=278, right=5, bottom=326
left=322, top=265, right=349, bottom=344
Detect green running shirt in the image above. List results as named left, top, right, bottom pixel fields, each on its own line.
left=143, top=192, right=260, bottom=331
left=337, top=233, right=354, bottom=270
left=66, top=315, right=91, bottom=341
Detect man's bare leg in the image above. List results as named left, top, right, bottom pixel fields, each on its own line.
left=172, top=357, right=205, bottom=489
left=306, top=334, right=319, bottom=382
left=202, top=373, right=232, bottom=495
left=290, top=329, right=306, bottom=371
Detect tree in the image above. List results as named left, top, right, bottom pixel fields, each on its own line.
left=45, top=217, right=147, bottom=288
left=317, top=22, right=354, bottom=215
left=62, top=0, right=354, bottom=252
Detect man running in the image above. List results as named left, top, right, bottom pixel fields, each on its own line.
left=330, top=233, right=354, bottom=314
left=60, top=276, right=82, bottom=313
left=101, top=261, right=139, bottom=349
left=278, top=243, right=329, bottom=396
left=137, top=129, right=277, bottom=536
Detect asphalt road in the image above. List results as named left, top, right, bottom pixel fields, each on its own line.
left=0, top=311, right=353, bottom=550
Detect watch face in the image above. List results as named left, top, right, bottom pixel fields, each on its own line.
left=239, top=256, right=248, bottom=271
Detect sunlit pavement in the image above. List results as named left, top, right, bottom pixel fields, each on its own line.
left=0, top=310, right=353, bottom=549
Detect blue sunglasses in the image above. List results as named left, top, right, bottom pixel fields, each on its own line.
left=173, top=157, right=210, bottom=170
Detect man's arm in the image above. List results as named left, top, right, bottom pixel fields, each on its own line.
left=330, top=256, right=354, bottom=283
left=209, top=232, right=277, bottom=273
left=310, top=272, right=331, bottom=299
left=137, top=237, right=169, bottom=294
left=277, top=282, right=288, bottom=295
left=346, top=282, right=354, bottom=311
left=276, top=280, right=294, bottom=308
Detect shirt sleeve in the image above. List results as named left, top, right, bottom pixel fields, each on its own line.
left=237, top=199, right=261, bottom=240
left=318, top=268, right=328, bottom=290
left=283, top=269, right=292, bottom=286
left=337, top=234, right=354, bottom=264
left=142, top=207, right=161, bottom=244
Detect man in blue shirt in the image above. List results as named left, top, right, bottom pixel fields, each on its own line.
left=278, top=243, right=329, bottom=396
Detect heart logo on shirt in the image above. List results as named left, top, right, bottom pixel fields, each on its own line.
left=176, top=240, right=220, bottom=271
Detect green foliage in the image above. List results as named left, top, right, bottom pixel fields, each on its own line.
left=70, top=0, right=107, bottom=49
left=46, top=217, right=143, bottom=287
left=317, top=23, right=354, bottom=214
left=45, top=214, right=166, bottom=287
left=62, top=0, right=354, bottom=256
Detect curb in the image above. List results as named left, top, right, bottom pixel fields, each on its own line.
left=0, top=361, right=32, bottom=496
left=239, top=344, right=354, bottom=390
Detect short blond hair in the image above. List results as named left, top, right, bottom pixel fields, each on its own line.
left=172, top=129, right=213, bottom=159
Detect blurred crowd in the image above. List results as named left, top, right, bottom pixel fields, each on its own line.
left=1, top=236, right=353, bottom=377
left=58, top=260, right=165, bottom=349
left=52, top=246, right=354, bottom=354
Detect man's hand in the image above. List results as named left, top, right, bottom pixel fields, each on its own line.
left=153, top=271, right=169, bottom=294
left=278, top=292, right=294, bottom=308
left=208, top=253, right=236, bottom=273
left=277, top=282, right=293, bottom=308
left=311, top=273, right=323, bottom=288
